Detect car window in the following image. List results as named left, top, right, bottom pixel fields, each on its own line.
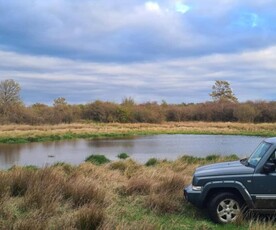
left=268, top=150, right=276, bottom=165
left=248, top=142, right=272, bottom=167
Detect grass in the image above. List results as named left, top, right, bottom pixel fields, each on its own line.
left=0, top=122, right=276, bottom=144
left=0, top=156, right=273, bottom=229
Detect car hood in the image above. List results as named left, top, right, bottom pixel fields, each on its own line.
left=194, top=160, right=254, bottom=177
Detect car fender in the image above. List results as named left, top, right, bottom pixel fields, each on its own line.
left=201, top=180, right=255, bottom=208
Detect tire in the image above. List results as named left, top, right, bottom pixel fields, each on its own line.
left=207, top=192, right=243, bottom=224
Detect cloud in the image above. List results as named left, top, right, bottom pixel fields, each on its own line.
left=175, top=1, right=191, bottom=14
left=0, top=0, right=276, bottom=62
left=145, top=1, right=161, bottom=13
left=0, top=45, right=275, bottom=104
left=0, top=1, right=275, bottom=103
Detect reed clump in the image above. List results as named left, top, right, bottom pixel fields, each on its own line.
left=74, top=204, right=105, bottom=230
left=123, top=177, right=152, bottom=196
left=64, top=176, right=105, bottom=207
left=145, top=174, right=188, bottom=214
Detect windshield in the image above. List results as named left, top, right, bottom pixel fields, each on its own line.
left=247, top=141, right=271, bottom=167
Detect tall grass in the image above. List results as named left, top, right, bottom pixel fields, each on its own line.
left=0, top=156, right=273, bottom=229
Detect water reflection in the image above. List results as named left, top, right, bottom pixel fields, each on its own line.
left=0, top=135, right=265, bottom=169
left=0, top=144, right=20, bottom=166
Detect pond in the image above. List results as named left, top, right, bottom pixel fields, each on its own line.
left=0, top=134, right=265, bottom=169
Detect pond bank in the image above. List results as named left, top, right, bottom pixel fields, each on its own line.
left=0, top=122, right=275, bottom=144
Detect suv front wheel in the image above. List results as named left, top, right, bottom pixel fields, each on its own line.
left=208, top=192, right=243, bottom=224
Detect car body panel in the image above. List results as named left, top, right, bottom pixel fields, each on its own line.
left=184, top=137, right=276, bottom=212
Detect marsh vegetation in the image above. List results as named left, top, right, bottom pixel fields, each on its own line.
left=0, top=155, right=274, bottom=229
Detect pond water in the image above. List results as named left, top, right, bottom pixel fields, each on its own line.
left=0, top=134, right=265, bottom=169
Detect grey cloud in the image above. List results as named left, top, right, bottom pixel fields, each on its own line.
left=1, top=0, right=276, bottom=62
left=0, top=46, right=275, bottom=104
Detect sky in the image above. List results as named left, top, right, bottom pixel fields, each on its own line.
left=0, top=0, right=275, bottom=105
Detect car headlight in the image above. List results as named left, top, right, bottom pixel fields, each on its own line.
left=192, top=185, right=202, bottom=191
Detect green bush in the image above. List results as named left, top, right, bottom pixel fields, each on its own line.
left=117, top=152, right=129, bottom=159
left=179, top=155, right=202, bottom=164
left=205, top=154, right=220, bottom=162
left=224, top=154, right=240, bottom=161
left=23, top=165, right=39, bottom=171
left=145, top=158, right=158, bottom=167
left=85, top=155, right=110, bottom=165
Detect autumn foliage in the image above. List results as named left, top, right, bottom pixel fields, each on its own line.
left=0, top=79, right=275, bottom=124
left=0, top=99, right=275, bottom=124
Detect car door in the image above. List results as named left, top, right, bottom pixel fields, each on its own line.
left=251, top=149, right=276, bottom=209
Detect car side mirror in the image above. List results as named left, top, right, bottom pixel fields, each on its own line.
left=262, top=163, right=276, bottom=174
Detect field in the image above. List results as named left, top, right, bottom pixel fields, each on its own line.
left=0, top=122, right=276, bottom=144
left=1, top=122, right=275, bottom=229
left=0, top=156, right=274, bottom=229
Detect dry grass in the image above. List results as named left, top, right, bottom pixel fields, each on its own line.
left=123, top=177, right=152, bottom=196
left=74, top=204, right=105, bottom=230
left=0, top=122, right=275, bottom=141
left=249, top=220, right=276, bottom=230
left=64, top=176, right=105, bottom=207
left=0, top=157, right=274, bottom=229
left=145, top=174, right=188, bottom=214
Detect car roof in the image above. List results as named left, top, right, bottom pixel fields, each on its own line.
left=265, top=137, right=276, bottom=145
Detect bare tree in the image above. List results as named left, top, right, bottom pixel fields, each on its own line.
left=0, top=79, right=21, bottom=107
left=210, top=80, right=238, bottom=103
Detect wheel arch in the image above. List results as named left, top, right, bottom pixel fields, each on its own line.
left=201, top=181, right=254, bottom=208
left=204, top=188, right=244, bottom=206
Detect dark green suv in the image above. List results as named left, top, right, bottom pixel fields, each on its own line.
left=184, top=137, right=276, bottom=224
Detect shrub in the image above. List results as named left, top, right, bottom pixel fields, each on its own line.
left=224, top=154, right=239, bottom=161
left=205, top=154, right=220, bottom=162
left=179, top=155, right=202, bottom=164
left=117, top=152, right=129, bottom=159
left=145, top=158, right=158, bottom=167
left=85, top=155, right=110, bottom=165
left=23, top=165, right=39, bottom=171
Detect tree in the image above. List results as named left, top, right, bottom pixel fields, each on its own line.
left=53, top=97, right=73, bottom=123
left=234, top=103, right=258, bottom=122
left=0, top=79, right=22, bottom=120
left=0, top=79, right=21, bottom=107
left=210, top=80, right=238, bottom=103
left=53, top=97, right=67, bottom=106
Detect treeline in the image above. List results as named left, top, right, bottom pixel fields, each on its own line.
left=0, top=98, right=275, bottom=124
